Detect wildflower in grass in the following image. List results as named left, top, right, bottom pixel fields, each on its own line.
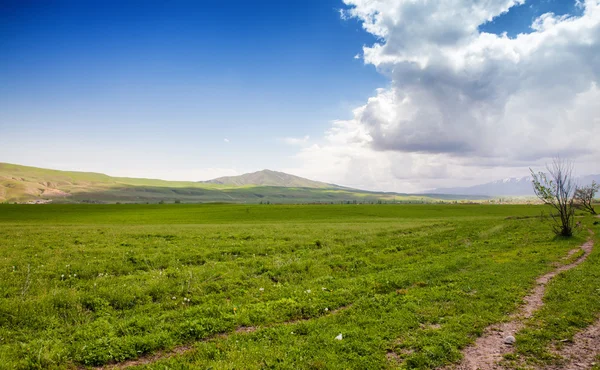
left=335, top=333, right=343, bottom=340
left=172, top=296, right=176, bottom=300
left=324, top=307, right=329, bottom=312
left=305, top=289, right=311, bottom=294
left=259, top=287, right=264, bottom=292
left=61, top=274, right=64, bottom=279
left=321, top=287, right=327, bottom=291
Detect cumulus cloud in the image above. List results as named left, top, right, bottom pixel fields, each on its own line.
left=291, top=0, right=600, bottom=192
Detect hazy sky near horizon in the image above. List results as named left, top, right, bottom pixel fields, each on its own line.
left=1, top=0, right=598, bottom=192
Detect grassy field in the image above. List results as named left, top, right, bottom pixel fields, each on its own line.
left=0, top=204, right=598, bottom=369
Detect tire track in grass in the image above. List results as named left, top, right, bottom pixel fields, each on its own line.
left=91, top=304, right=352, bottom=369
left=444, top=235, right=594, bottom=370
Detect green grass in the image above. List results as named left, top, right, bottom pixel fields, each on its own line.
left=0, top=203, right=543, bottom=224
left=0, top=204, right=596, bottom=369
left=593, top=355, right=600, bottom=370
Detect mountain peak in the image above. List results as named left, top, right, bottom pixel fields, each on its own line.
left=201, top=170, right=340, bottom=189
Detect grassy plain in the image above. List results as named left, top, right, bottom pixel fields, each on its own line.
left=0, top=204, right=598, bottom=369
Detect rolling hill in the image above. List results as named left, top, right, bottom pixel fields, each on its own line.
left=0, top=162, right=468, bottom=204
left=202, top=169, right=344, bottom=189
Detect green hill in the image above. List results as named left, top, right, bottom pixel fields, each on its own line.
left=202, top=169, right=343, bottom=189
left=0, top=162, right=463, bottom=204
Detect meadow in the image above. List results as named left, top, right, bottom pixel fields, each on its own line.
left=0, top=204, right=598, bottom=369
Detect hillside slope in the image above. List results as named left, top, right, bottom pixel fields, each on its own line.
left=202, top=169, right=342, bottom=189
left=0, top=162, right=457, bottom=204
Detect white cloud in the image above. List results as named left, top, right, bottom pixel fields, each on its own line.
left=290, top=0, right=600, bottom=192
left=224, top=138, right=230, bottom=143
left=338, top=8, right=350, bottom=21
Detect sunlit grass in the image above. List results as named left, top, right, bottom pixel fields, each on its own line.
left=0, top=204, right=595, bottom=369
left=508, top=217, right=600, bottom=367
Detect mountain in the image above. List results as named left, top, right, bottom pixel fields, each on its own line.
left=202, top=169, right=343, bottom=189
left=427, top=174, right=600, bottom=197
left=0, top=162, right=464, bottom=204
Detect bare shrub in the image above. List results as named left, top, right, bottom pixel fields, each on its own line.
left=530, top=158, right=576, bottom=237
left=575, top=181, right=598, bottom=215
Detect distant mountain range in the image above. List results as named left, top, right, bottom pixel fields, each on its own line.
left=427, top=174, right=600, bottom=197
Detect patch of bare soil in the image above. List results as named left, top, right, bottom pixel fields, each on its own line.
left=442, top=237, right=594, bottom=370
left=93, top=345, right=194, bottom=370
left=41, top=188, right=71, bottom=197
left=92, top=304, right=352, bottom=369
left=387, top=350, right=403, bottom=363
left=544, top=317, right=600, bottom=370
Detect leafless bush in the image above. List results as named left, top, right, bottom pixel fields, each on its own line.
left=574, top=181, right=598, bottom=215
left=530, top=158, right=576, bottom=237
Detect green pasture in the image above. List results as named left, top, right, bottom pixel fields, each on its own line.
left=0, top=204, right=597, bottom=369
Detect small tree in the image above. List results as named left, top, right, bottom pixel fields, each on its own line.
left=575, top=181, right=598, bottom=215
left=530, top=158, right=576, bottom=237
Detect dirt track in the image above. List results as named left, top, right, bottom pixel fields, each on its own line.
left=445, top=236, right=594, bottom=370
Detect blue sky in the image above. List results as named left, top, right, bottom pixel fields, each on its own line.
left=479, top=0, right=583, bottom=36
left=1, top=0, right=597, bottom=190
left=0, top=0, right=384, bottom=178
